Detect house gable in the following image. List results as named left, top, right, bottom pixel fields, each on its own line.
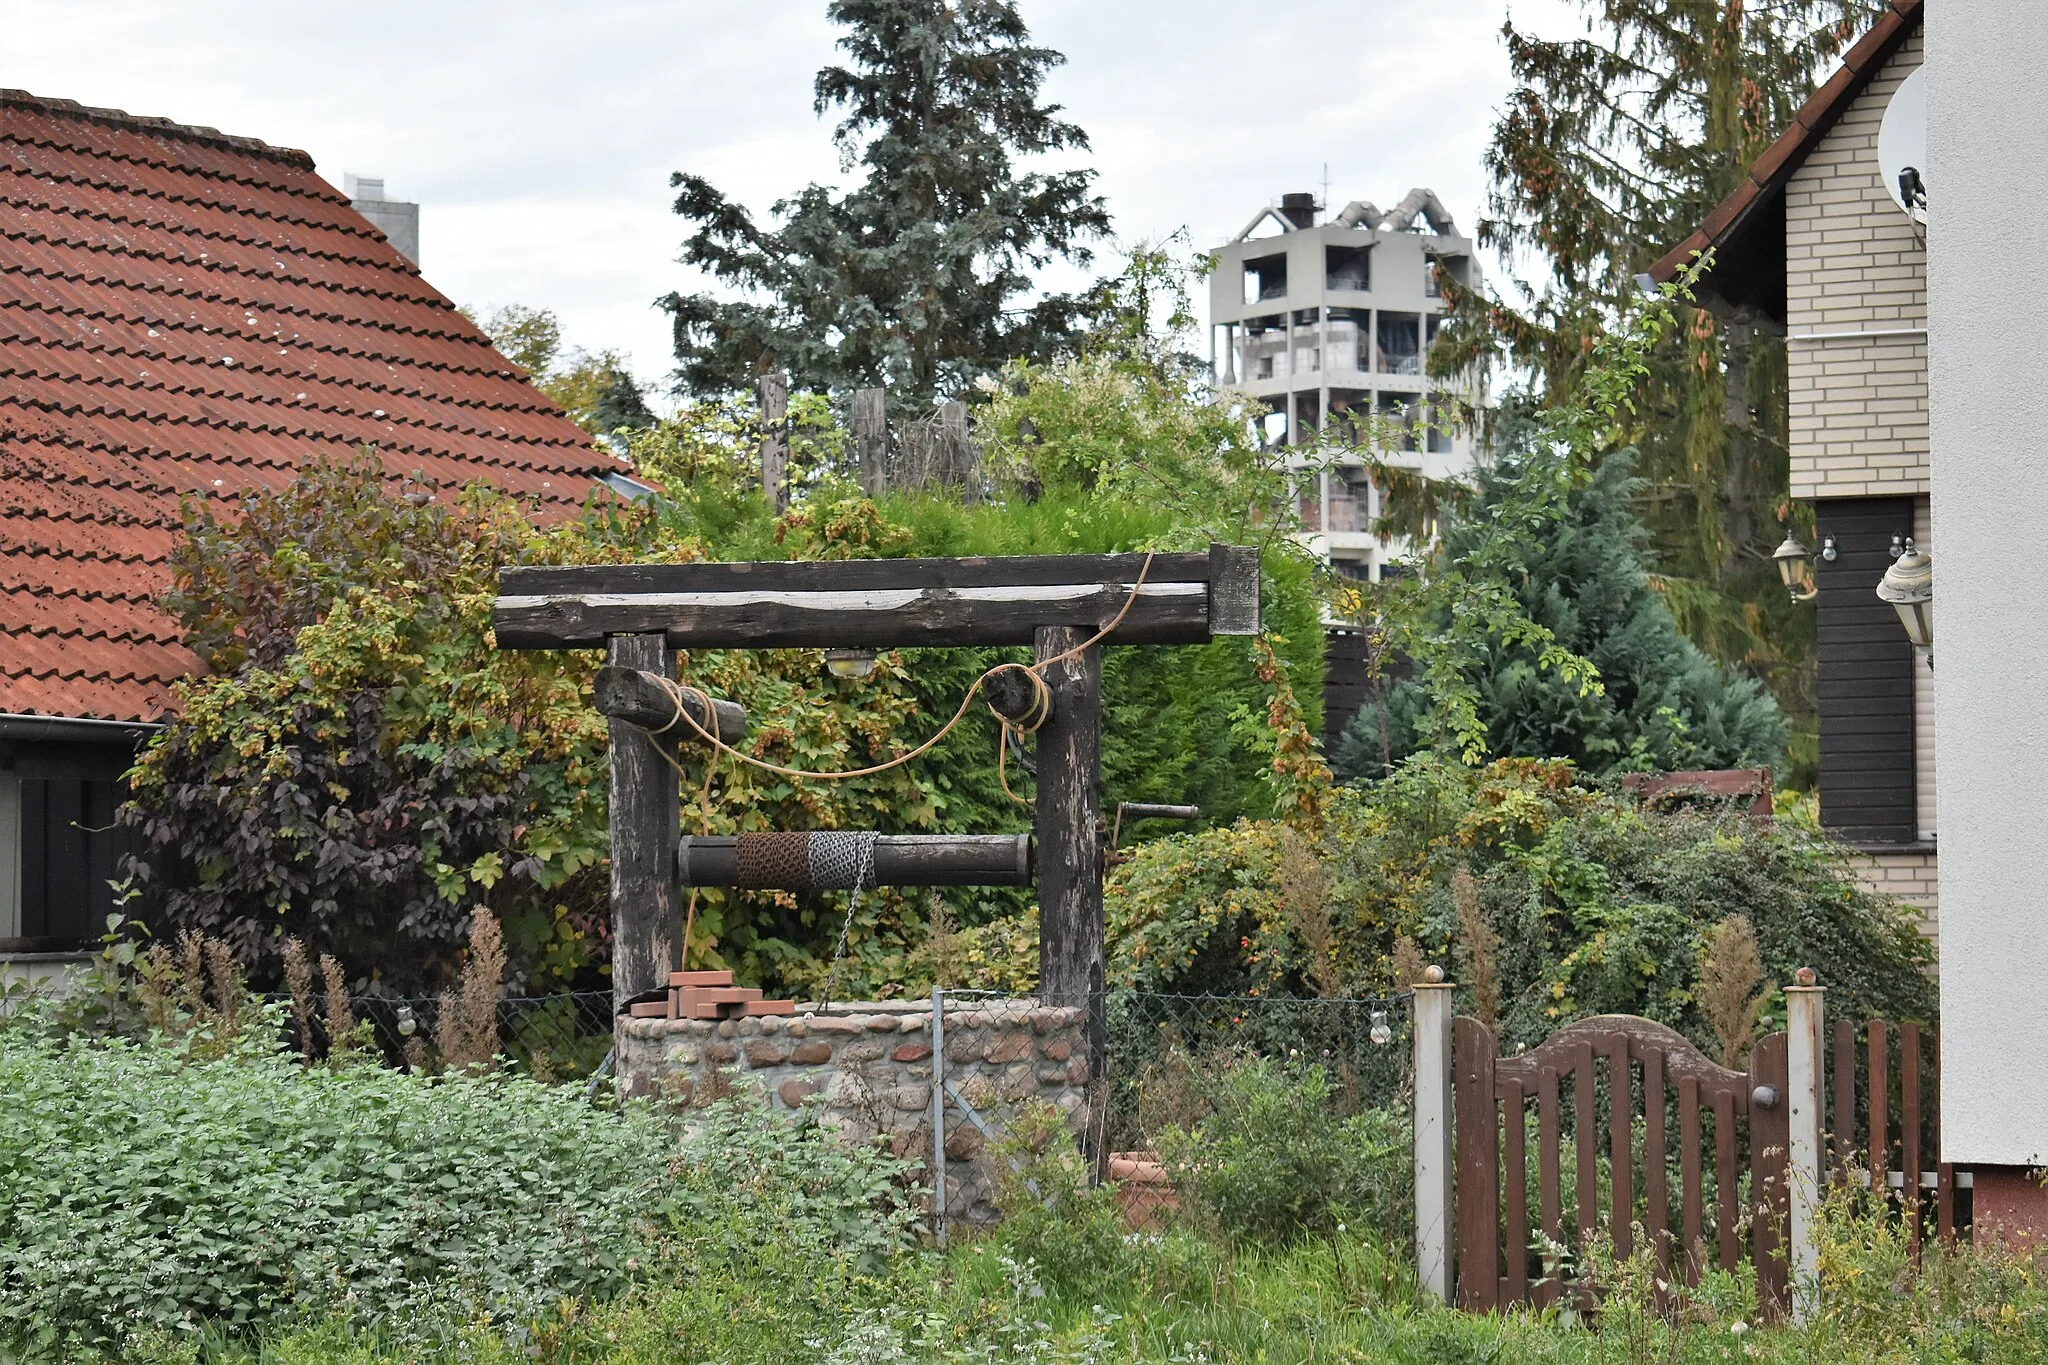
left=1784, top=26, right=1927, bottom=502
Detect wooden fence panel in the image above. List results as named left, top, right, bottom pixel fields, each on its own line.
left=1574, top=1041, right=1598, bottom=1254
left=1825, top=1017, right=1946, bottom=1253
left=1443, top=1007, right=1941, bottom=1318
left=1679, top=1076, right=1703, bottom=1282
left=1606, top=1034, right=1633, bottom=1259
left=1454, top=1017, right=1499, bottom=1311
left=1537, top=1067, right=1562, bottom=1304
left=1644, top=1047, right=1669, bottom=1278
left=1901, top=1021, right=1921, bottom=1257
left=1502, top=1076, right=1528, bottom=1304
left=1470, top=1016, right=1759, bottom=1313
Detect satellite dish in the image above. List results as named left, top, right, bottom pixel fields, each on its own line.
left=1877, top=65, right=1927, bottom=225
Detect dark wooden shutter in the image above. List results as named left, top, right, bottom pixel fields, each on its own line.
left=1323, top=628, right=1369, bottom=749
left=19, top=777, right=134, bottom=943
left=1815, top=497, right=1917, bottom=843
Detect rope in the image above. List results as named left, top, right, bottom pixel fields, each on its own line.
left=643, top=551, right=1154, bottom=974
left=676, top=691, right=727, bottom=973
left=643, top=551, right=1152, bottom=792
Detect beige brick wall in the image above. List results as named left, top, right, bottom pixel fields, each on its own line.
left=1785, top=29, right=1927, bottom=501
left=1851, top=848, right=1938, bottom=946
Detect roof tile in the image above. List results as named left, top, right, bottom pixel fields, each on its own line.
left=0, top=95, right=630, bottom=722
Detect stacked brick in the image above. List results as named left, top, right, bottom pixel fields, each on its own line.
left=624, top=969, right=796, bottom=1020
left=617, top=998, right=1089, bottom=1224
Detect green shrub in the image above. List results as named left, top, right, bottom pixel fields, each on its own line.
left=989, top=1103, right=1134, bottom=1296
left=653, top=1097, right=921, bottom=1275
left=1111, top=756, right=1936, bottom=1054
left=1156, top=1055, right=1410, bottom=1247
left=0, top=1023, right=668, bottom=1357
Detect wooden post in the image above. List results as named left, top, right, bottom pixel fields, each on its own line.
left=1785, top=973, right=1827, bottom=1325
left=1412, top=968, right=1456, bottom=1304
left=607, top=633, right=680, bottom=1016
left=854, top=387, right=888, bottom=498
left=758, top=370, right=789, bottom=512
left=1034, top=626, right=1101, bottom=1024
left=938, top=399, right=976, bottom=502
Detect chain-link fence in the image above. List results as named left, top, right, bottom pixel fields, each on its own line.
left=1096, top=990, right=1413, bottom=1154
left=284, top=990, right=615, bottom=1082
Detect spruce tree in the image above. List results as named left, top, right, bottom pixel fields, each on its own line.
left=661, top=0, right=1111, bottom=406
left=1335, top=427, right=1787, bottom=784
left=1430, top=1, right=1875, bottom=772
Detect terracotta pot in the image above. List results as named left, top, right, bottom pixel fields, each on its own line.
left=1106, top=1150, right=1177, bottom=1230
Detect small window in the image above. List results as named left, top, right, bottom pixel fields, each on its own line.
left=1376, top=313, right=1422, bottom=375
left=1243, top=254, right=1288, bottom=306
left=1427, top=402, right=1454, bottom=454
left=1326, top=245, right=1370, bottom=292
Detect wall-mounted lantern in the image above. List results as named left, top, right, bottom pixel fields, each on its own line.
left=1774, top=534, right=1818, bottom=602
left=1876, top=543, right=1933, bottom=666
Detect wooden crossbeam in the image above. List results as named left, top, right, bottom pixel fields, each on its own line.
left=492, top=545, right=1261, bottom=650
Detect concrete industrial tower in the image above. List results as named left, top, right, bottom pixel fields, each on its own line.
left=1208, top=189, right=1482, bottom=582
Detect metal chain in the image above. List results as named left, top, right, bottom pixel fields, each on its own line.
left=811, top=832, right=879, bottom=1012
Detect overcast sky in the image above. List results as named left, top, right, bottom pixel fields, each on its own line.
left=0, top=0, right=1577, bottom=402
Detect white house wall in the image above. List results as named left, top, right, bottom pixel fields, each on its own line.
left=1927, top=0, right=2048, bottom=1168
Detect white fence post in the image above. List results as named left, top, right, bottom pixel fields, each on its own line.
left=1412, top=965, right=1456, bottom=1304
left=1785, top=967, right=1826, bottom=1325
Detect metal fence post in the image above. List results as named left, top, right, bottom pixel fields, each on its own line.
left=931, top=985, right=947, bottom=1248
left=1785, top=968, right=1826, bottom=1325
left=1412, top=966, right=1456, bottom=1304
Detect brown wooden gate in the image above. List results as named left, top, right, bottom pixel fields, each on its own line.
left=1453, top=1015, right=1791, bottom=1317
left=1830, top=1018, right=1955, bottom=1251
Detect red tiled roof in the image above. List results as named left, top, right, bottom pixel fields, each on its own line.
left=0, top=91, right=629, bottom=724
left=1649, top=0, right=1923, bottom=309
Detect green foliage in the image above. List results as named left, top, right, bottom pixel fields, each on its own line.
left=135, top=324, right=1322, bottom=1000
left=1155, top=1057, right=1410, bottom=1247
left=139, top=1187, right=2048, bottom=1362
left=596, top=341, right=1323, bottom=995
left=1109, top=755, right=1935, bottom=1051
left=128, top=451, right=664, bottom=992
left=466, top=303, right=561, bottom=381
left=661, top=0, right=1111, bottom=404
left=1338, top=432, right=1787, bottom=780
left=653, top=1097, right=921, bottom=1275
left=467, top=303, right=655, bottom=438
left=1440, top=2, right=1877, bottom=768
left=0, top=1025, right=669, bottom=1358
left=988, top=1103, right=1135, bottom=1297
